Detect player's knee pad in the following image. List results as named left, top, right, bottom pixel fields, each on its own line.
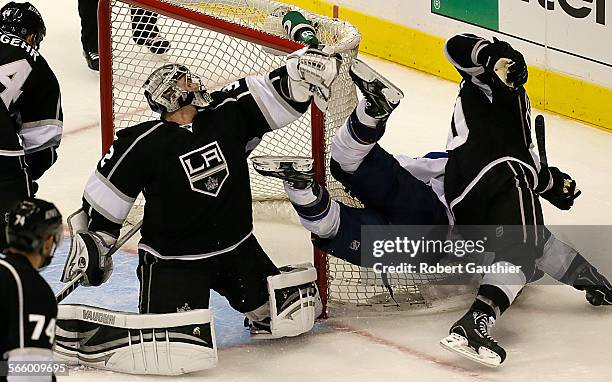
left=246, top=263, right=320, bottom=339
left=54, top=305, right=217, bottom=375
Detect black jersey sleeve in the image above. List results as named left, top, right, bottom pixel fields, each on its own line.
left=82, top=122, right=162, bottom=234
left=202, top=66, right=311, bottom=153
left=17, top=59, right=63, bottom=155
left=444, top=34, right=496, bottom=93
left=24, top=146, right=57, bottom=180
left=444, top=34, right=489, bottom=72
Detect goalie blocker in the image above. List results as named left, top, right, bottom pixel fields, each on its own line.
left=54, top=305, right=217, bottom=375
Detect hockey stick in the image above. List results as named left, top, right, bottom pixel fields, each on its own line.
left=534, top=114, right=581, bottom=197
left=535, top=114, right=548, bottom=166
left=55, top=220, right=143, bottom=303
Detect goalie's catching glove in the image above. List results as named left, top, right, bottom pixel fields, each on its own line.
left=285, top=47, right=341, bottom=111
left=536, top=166, right=581, bottom=210
left=477, top=37, right=528, bottom=89
left=61, top=231, right=116, bottom=286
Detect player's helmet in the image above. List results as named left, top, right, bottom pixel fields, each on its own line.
left=5, top=198, right=63, bottom=268
left=143, top=64, right=211, bottom=115
left=0, top=2, right=46, bottom=49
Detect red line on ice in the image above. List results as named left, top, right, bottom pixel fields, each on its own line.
left=217, top=321, right=498, bottom=381
left=325, top=321, right=499, bottom=382
left=63, top=106, right=150, bottom=137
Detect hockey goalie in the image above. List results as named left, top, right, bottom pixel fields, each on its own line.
left=54, top=47, right=340, bottom=375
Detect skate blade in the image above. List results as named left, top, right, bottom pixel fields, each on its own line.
left=249, top=328, right=276, bottom=340
left=251, top=156, right=313, bottom=172
left=439, top=333, right=502, bottom=368
left=351, top=58, right=404, bottom=103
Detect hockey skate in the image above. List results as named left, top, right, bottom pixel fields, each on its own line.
left=134, top=34, right=171, bottom=54
left=350, top=58, right=404, bottom=118
left=83, top=51, right=99, bottom=71
left=251, top=156, right=314, bottom=190
left=440, top=310, right=506, bottom=367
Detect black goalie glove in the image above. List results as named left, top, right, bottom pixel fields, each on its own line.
left=478, top=37, right=528, bottom=89
left=538, top=166, right=581, bottom=210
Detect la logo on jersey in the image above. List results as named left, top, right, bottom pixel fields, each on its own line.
left=179, top=141, right=229, bottom=197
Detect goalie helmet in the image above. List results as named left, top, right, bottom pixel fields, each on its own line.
left=143, top=64, right=211, bottom=115
left=0, top=2, right=46, bottom=49
left=6, top=198, right=63, bottom=268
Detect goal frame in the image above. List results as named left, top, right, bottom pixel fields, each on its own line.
left=97, top=0, right=330, bottom=316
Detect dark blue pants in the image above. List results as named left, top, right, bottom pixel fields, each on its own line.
left=315, top=145, right=448, bottom=266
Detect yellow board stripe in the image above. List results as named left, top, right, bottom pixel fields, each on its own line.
left=282, top=0, right=612, bottom=133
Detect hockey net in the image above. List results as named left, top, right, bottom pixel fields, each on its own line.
left=99, top=0, right=450, bottom=315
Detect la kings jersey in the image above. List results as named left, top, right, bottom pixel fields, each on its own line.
left=0, top=30, right=63, bottom=180
left=83, top=67, right=310, bottom=259
left=443, top=34, right=541, bottom=210
left=0, top=252, right=57, bottom=381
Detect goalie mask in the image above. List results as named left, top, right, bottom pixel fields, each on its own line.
left=143, top=64, right=211, bottom=115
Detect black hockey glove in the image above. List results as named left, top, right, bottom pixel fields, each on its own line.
left=573, top=264, right=612, bottom=306
left=478, top=37, right=528, bottom=88
left=538, top=166, right=581, bottom=210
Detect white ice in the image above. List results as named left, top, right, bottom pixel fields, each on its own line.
left=14, top=0, right=612, bottom=380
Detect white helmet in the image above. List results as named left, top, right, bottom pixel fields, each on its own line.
left=143, top=64, right=211, bottom=114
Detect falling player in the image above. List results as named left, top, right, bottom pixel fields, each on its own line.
left=439, top=34, right=583, bottom=366
left=0, top=2, right=63, bottom=250
left=253, top=58, right=612, bottom=362
left=1, top=198, right=63, bottom=382
left=56, top=48, right=338, bottom=374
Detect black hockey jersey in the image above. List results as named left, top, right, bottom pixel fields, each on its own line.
left=0, top=30, right=63, bottom=180
left=0, top=252, right=57, bottom=377
left=443, top=34, right=540, bottom=210
left=83, top=67, right=309, bottom=259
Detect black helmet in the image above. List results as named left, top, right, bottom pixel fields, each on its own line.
left=6, top=198, right=62, bottom=267
left=0, top=2, right=46, bottom=49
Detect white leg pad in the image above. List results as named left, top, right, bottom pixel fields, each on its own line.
left=263, top=264, right=318, bottom=339
left=54, top=305, right=217, bottom=375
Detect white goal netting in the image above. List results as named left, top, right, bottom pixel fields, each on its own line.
left=102, top=0, right=450, bottom=312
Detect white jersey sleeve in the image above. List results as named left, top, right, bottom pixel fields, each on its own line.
left=393, top=154, right=453, bottom=223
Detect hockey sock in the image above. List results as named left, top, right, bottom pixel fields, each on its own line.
left=346, top=100, right=388, bottom=144
left=330, top=118, right=375, bottom=174
left=290, top=183, right=329, bottom=220
left=477, top=263, right=527, bottom=318
left=285, top=181, right=320, bottom=206
left=287, top=183, right=340, bottom=239
left=471, top=285, right=512, bottom=319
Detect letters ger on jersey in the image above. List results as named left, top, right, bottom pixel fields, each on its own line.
left=179, top=141, right=229, bottom=196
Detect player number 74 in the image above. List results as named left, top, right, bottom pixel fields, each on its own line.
left=28, top=314, right=56, bottom=344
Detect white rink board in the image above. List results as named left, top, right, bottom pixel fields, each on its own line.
left=333, top=0, right=612, bottom=87
left=5, top=0, right=612, bottom=381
